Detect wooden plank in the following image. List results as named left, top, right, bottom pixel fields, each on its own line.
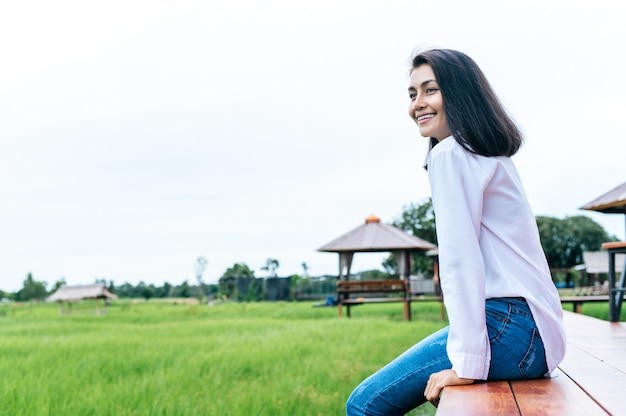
left=436, top=381, right=519, bottom=415
left=559, top=346, right=626, bottom=415
left=602, top=241, right=626, bottom=250
left=511, top=370, right=608, bottom=416
left=559, top=311, right=626, bottom=415
left=563, top=311, right=626, bottom=373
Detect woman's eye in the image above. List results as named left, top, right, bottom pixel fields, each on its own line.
left=409, top=93, right=417, bottom=99
left=426, top=87, right=438, bottom=94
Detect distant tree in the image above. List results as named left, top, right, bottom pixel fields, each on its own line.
left=50, top=278, right=66, bottom=293
left=383, top=198, right=437, bottom=277
left=261, top=258, right=280, bottom=277
left=301, top=262, right=309, bottom=277
left=115, top=282, right=135, bottom=298
left=178, top=281, right=190, bottom=298
left=194, top=257, right=208, bottom=300
left=536, top=215, right=616, bottom=269
left=16, top=273, right=48, bottom=301
left=219, top=263, right=256, bottom=299
left=221, top=263, right=255, bottom=279
left=155, top=282, right=172, bottom=298
left=135, top=281, right=155, bottom=300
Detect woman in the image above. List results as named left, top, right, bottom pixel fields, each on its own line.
left=345, top=48, right=566, bottom=415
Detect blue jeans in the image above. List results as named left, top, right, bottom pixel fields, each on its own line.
left=345, top=297, right=548, bottom=415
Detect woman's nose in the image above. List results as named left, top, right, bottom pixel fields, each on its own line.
left=411, top=96, right=425, bottom=112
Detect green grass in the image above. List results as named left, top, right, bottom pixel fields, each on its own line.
left=561, top=300, right=626, bottom=321
left=0, top=300, right=445, bottom=416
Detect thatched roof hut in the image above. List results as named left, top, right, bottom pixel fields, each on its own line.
left=48, top=284, right=118, bottom=315
left=48, top=284, right=118, bottom=302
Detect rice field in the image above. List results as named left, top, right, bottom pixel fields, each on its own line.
left=0, top=300, right=446, bottom=416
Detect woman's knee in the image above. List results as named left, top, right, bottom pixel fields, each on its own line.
left=345, top=387, right=363, bottom=416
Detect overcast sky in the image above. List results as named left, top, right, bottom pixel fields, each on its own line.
left=2, top=0, right=625, bottom=292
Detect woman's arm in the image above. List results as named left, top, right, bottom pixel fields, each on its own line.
left=428, top=141, right=492, bottom=380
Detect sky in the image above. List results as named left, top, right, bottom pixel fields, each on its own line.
left=2, top=0, right=626, bottom=292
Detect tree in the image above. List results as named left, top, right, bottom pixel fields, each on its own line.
left=261, top=258, right=279, bottom=277
left=383, top=198, right=437, bottom=276
left=194, top=257, right=208, bottom=300
left=155, top=282, right=172, bottom=298
left=136, top=281, right=156, bottom=300
left=219, top=263, right=256, bottom=299
left=16, top=273, right=48, bottom=301
left=50, top=278, right=66, bottom=293
left=536, top=215, right=616, bottom=270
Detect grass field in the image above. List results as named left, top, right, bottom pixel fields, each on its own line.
left=0, top=300, right=447, bottom=416
left=1, top=300, right=622, bottom=416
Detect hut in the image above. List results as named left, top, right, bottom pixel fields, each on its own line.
left=48, top=284, right=118, bottom=315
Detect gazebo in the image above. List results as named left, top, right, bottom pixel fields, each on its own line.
left=580, top=181, right=626, bottom=322
left=318, top=214, right=437, bottom=320
left=318, top=214, right=436, bottom=280
left=48, top=284, right=118, bottom=315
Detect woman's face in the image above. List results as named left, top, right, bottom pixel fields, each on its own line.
left=408, top=64, right=451, bottom=142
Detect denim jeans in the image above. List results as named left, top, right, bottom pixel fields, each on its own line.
left=345, top=297, right=548, bottom=416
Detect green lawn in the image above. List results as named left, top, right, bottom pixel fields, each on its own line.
left=0, top=300, right=445, bottom=416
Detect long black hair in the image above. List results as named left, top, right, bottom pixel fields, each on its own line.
left=411, top=48, right=523, bottom=158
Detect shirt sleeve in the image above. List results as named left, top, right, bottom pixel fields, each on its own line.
left=428, top=143, right=492, bottom=380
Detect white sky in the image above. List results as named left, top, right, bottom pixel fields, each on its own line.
left=2, top=0, right=626, bottom=292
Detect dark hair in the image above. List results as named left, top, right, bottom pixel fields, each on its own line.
left=410, top=48, right=523, bottom=158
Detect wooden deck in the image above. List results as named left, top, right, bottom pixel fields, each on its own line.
left=436, top=311, right=626, bottom=415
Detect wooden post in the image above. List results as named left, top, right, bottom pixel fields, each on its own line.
left=574, top=301, right=582, bottom=314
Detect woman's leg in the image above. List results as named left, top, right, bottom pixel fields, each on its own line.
left=345, top=327, right=452, bottom=416
left=486, top=298, right=548, bottom=380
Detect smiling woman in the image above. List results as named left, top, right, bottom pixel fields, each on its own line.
left=345, top=48, right=566, bottom=416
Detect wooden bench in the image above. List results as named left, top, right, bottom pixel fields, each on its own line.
left=337, top=279, right=412, bottom=320
left=436, top=311, right=626, bottom=415
left=560, top=295, right=610, bottom=314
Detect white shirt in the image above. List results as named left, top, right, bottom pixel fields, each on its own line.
left=428, top=137, right=566, bottom=380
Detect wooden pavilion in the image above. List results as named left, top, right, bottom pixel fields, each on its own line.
left=580, top=180, right=626, bottom=321
left=48, top=284, right=118, bottom=315
left=318, top=214, right=437, bottom=320
left=318, top=214, right=436, bottom=281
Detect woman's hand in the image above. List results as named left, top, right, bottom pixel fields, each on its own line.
left=424, top=369, right=474, bottom=407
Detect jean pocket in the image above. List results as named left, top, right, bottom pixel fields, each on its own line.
left=518, top=328, right=548, bottom=378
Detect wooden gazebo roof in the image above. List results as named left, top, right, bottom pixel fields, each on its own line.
left=580, top=180, right=626, bottom=238
left=318, top=214, right=436, bottom=253
left=580, top=181, right=626, bottom=214
left=318, top=214, right=436, bottom=280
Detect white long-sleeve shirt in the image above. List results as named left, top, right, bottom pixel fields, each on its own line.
left=427, top=137, right=566, bottom=380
